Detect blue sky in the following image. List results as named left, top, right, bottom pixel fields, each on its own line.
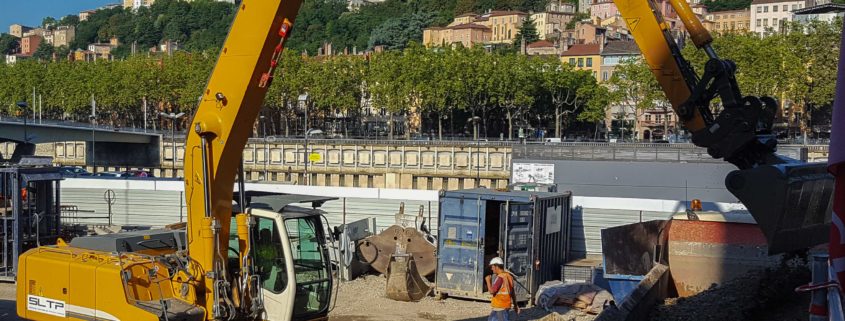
left=0, top=0, right=117, bottom=33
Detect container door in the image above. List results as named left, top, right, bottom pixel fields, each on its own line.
left=501, top=202, right=533, bottom=301
left=437, top=196, right=485, bottom=297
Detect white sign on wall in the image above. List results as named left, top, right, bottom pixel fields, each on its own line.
left=512, top=163, right=555, bottom=184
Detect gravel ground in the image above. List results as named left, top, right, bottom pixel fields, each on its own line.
left=0, top=276, right=597, bottom=321
left=0, top=282, right=22, bottom=321
left=329, top=275, right=598, bottom=321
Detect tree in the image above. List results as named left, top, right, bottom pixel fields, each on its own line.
left=513, top=18, right=540, bottom=48
left=491, top=54, right=536, bottom=139
left=607, top=58, right=666, bottom=140
left=0, top=34, right=19, bottom=55
left=540, top=60, right=593, bottom=138
left=59, top=15, right=80, bottom=27
left=578, top=85, right=613, bottom=139
left=368, top=51, right=406, bottom=139
left=368, top=12, right=436, bottom=50
left=42, top=17, right=57, bottom=29
left=32, top=42, right=55, bottom=61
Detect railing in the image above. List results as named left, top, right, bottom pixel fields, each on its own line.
left=512, top=143, right=724, bottom=162
left=0, top=117, right=164, bottom=135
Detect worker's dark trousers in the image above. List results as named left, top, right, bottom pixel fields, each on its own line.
left=488, top=309, right=511, bottom=321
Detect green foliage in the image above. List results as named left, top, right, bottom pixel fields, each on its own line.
left=0, top=34, right=19, bottom=55
left=59, top=15, right=80, bottom=27
left=454, top=0, right=548, bottom=13
left=566, top=12, right=590, bottom=29
left=606, top=58, right=664, bottom=111
left=513, top=18, right=540, bottom=47
left=678, top=19, right=841, bottom=135
left=68, top=0, right=235, bottom=52
left=702, top=0, right=752, bottom=11
left=32, top=42, right=55, bottom=61
left=368, top=12, right=437, bottom=50
left=42, top=17, right=57, bottom=29
left=0, top=52, right=215, bottom=126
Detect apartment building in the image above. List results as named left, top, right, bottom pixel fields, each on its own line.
left=532, top=11, right=575, bottom=40
left=561, top=43, right=602, bottom=81
left=706, top=9, right=751, bottom=33
left=20, top=35, right=42, bottom=55
left=47, top=26, right=76, bottom=47
left=9, top=24, right=33, bottom=38
left=423, top=23, right=492, bottom=48
left=750, top=0, right=806, bottom=35
left=483, top=11, right=529, bottom=44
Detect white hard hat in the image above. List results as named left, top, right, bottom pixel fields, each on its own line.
left=489, top=257, right=504, bottom=266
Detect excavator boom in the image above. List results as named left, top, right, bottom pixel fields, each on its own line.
left=612, top=0, right=834, bottom=253
left=184, top=0, right=302, bottom=317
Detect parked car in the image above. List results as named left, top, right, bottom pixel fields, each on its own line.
left=91, top=172, right=123, bottom=178
left=58, top=166, right=90, bottom=177
left=122, top=170, right=154, bottom=178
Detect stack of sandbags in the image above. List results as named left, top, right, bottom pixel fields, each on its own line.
left=536, top=281, right=614, bottom=315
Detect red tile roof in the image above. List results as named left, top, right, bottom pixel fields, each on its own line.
left=527, top=40, right=555, bottom=49
left=488, top=10, right=528, bottom=17
left=560, top=43, right=601, bottom=56
left=449, top=23, right=491, bottom=30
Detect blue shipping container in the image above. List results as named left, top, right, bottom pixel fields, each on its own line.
left=435, top=188, right=572, bottom=303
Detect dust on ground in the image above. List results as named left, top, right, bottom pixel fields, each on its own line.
left=0, top=282, right=22, bottom=321
left=0, top=276, right=597, bottom=321
left=329, top=275, right=598, bottom=321
left=651, top=260, right=811, bottom=321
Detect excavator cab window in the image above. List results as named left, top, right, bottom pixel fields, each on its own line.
left=285, top=216, right=331, bottom=317
left=254, top=216, right=288, bottom=294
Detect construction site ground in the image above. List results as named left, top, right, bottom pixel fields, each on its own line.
left=0, top=276, right=597, bottom=321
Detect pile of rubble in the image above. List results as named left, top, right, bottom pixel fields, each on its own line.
left=651, top=261, right=811, bottom=321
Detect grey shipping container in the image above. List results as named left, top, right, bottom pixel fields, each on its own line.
left=435, top=188, right=572, bottom=304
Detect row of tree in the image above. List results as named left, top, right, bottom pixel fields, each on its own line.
left=680, top=20, right=842, bottom=135
left=0, top=44, right=610, bottom=139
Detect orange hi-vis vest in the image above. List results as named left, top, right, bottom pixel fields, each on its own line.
left=491, top=272, right=514, bottom=309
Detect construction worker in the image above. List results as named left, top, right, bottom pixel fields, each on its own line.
left=484, top=257, right=519, bottom=321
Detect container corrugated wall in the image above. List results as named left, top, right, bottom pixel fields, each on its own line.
left=529, top=194, right=573, bottom=296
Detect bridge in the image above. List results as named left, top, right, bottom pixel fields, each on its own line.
left=0, top=119, right=161, bottom=166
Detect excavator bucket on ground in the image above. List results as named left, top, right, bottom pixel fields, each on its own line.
left=726, top=162, right=834, bottom=254
left=357, top=225, right=436, bottom=277
left=385, top=254, right=431, bottom=302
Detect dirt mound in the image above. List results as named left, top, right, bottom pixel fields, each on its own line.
left=651, top=260, right=811, bottom=321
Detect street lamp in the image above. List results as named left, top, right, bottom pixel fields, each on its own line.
left=298, top=93, right=310, bottom=185
left=89, top=113, right=96, bottom=172
left=260, top=114, right=268, bottom=181
left=468, top=116, right=481, bottom=187
left=16, top=102, right=29, bottom=144
left=160, top=112, right=186, bottom=177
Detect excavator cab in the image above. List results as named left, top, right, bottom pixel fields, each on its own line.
left=232, top=193, right=335, bottom=321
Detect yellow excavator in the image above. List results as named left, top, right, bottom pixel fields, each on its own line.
left=612, top=0, right=834, bottom=254
left=14, top=0, right=836, bottom=320
left=16, top=1, right=337, bottom=320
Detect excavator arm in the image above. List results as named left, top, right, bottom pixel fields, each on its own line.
left=184, top=0, right=302, bottom=319
left=612, top=0, right=834, bottom=253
